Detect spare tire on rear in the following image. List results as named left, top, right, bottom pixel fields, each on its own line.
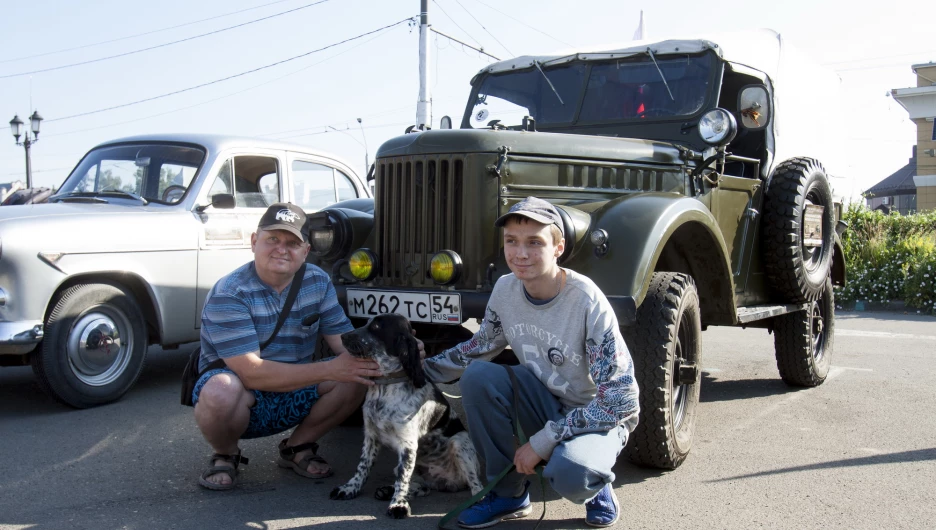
left=763, top=157, right=834, bottom=303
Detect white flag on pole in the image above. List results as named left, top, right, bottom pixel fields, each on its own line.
left=633, top=10, right=646, bottom=40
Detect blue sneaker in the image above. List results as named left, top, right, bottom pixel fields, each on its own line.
left=585, top=483, right=620, bottom=527
left=457, top=483, right=532, bottom=529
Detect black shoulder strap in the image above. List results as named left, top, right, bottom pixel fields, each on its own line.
left=260, top=263, right=306, bottom=351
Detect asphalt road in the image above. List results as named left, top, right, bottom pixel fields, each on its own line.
left=1, top=310, right=934, bottom=530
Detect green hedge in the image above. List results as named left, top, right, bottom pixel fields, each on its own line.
left=836, top=204, right=936, bottom=315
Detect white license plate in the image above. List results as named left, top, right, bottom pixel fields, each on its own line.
left=346, top=289, right=462, bottom=324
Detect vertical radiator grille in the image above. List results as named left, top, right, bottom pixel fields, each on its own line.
left=375, top=155, right=464, bottom=285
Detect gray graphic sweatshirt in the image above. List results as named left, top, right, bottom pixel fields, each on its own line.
left=424, top=270, right=639, bottom=460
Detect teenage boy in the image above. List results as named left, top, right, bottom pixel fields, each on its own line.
left=424, top=196, right=639, bottom=528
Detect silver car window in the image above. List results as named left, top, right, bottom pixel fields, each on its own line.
left=336, top=170, right=358, bottom=202
left=207, top=158, right=233, bottom=197
left=59, top=143, right=205, bottom=203
left=292, top=160, right=338, bottom=211
left=207, top=156, right=280, bottom=208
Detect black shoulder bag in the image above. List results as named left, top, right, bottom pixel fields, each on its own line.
left=180, top=264, right=307, bottom=406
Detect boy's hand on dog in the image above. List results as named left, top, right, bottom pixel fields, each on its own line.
left=514, top=442, right=543, bottom=475
left=328, top=352, right=382, bottom=385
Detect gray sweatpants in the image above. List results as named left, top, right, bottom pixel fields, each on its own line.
left=460, top=361, right=627, bottom=504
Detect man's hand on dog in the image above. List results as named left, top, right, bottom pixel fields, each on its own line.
left=514, top=442, right=543, bottom=475
left=328, top=352, right=382, bottom=386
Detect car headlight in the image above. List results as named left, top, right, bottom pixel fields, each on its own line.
left=307, top=211, right=350, bottom=260
left=310, top=225, right=335, bottom=254
left=698, top=108, right=737, bottom=146
left=430, top=250, right=462, bottom=285
left=349, top=248, right=378, bottom=281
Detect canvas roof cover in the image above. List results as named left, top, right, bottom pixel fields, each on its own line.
left=475, top=29, right=783, bottom=82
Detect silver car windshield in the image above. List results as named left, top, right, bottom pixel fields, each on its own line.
left=466, top=53, right=714, bottom=128
left=56, top=144, right=206, bottom=204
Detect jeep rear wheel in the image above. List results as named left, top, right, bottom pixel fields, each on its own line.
left=763, top=157, right=834, bottom=303
left=773, top=276, right=834, bottom=387
left=32, top=283, right=148, bottom=408
left=623, top=272, right=702, bottom=469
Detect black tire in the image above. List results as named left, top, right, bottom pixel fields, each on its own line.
left=763, top=157, right=835, bottom=303
left=623, top=272, right=702, bottom=469
left=32, top=283, right=148, bottom=408
left=773, top=276, right=834, bottom=387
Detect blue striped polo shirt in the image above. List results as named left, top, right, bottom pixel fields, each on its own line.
left=199, top=261, right=353, bottom=372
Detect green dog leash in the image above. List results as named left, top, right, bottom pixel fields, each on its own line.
left=438, top=365, right=547, bottom=529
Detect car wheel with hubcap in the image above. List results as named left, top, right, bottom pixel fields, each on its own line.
left=32, top=282, right=148, bottom=408
left=623, top=272, right=702, bottom=469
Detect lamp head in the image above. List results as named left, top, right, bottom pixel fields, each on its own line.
left=9, top=114, right=23, bottom=142
left=28, top=110, right=43, bottom=137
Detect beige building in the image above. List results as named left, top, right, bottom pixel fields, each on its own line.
left=885, top=62, right=936, bottom=212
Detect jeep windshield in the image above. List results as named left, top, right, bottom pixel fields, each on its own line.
left=53, top=143, right=206, bottom=205
left=463, top=53, right=715, bottom=129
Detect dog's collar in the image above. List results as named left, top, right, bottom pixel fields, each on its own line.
left=372, top=370, right=409, bottom=385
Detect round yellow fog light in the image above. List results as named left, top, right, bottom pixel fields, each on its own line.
left=430, top=250, right=462, bottom=284
left=349, top=249, right=378, bottom=280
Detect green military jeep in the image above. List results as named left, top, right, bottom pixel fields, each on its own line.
left=307, top=30, right=848, bottom=469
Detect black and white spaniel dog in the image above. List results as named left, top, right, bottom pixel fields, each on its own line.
left=330, top=313, right=483, bottom=518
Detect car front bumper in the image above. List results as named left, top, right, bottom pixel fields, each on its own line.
left=0, top=320, right=44, bottom=354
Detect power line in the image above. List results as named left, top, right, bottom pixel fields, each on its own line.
left=823, top=49, right=936, bottom=66
left=430, top=0, right=483, bottom=48
left=431, top=28, right=500, bottom=60
left=43, top=23, right=400, bottom=138
left=259, top=105, right=415, bottom=137
left=260, top=93, right=466, bottom=139
left=0, top=0, right=334, bottom=79
left=834, top=61, right=932, bottom=73
left=45, top=18, right=415, bottom=123
left=0, top=0, right=295, bottom=65
left=2, top=167, right=74, bottom=177
left=276, top=120, right=413, bottom=140
left=450, top=0, right=513, bottom=57
left=470, top=0, right=573, bottom=48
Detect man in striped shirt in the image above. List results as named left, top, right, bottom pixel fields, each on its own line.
left=192, top=203, right=386, bottom=491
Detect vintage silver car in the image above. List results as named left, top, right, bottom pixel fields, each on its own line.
left=0, top=133, right=370, bottom=408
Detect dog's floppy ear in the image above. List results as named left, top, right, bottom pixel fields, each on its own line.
left=395, top=333, right=426, bottom=388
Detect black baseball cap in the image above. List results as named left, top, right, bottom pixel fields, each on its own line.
left=258, top=203, right=308, bottom=243
left=494, top=196, right=564, bottom=238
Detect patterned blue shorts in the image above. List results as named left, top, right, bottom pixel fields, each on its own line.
left=192, top=368, right=320, bottom=439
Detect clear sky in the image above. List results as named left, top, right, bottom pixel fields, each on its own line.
left=1, top=0, right=934, bottom=201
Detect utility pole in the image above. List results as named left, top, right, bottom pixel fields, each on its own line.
left=416, top=0, right=431, bottom=130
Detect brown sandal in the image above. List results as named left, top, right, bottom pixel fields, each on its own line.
left=198, top=451, right=249, bottom=491
left=277, top=439, right=333, bottom=479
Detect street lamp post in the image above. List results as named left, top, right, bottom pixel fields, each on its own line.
left=356, top=118, right=370, bottom=172
left=9, top=110, right=43, bottom=190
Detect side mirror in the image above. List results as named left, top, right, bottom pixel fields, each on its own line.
left=211, top=193, right=236, bottom=209
left=440, top=116, right=452, bottom=129
left=737, top=85, right=771, bottom=130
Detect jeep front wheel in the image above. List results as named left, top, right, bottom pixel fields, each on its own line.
left=773, top=276, right=834, bottom=387
left=623, top=272, right=702, bottom=469
left=32, top=282, right=148, bottom=408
